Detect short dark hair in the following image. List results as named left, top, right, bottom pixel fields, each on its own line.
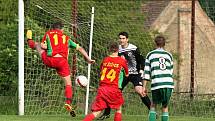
left=155, top=35, right=165, bottom=47
left=118, top=31, right=128, bottom=38
left=108, top=41, right=119, bottom=53
left=52, top=21, right=63, bottom=29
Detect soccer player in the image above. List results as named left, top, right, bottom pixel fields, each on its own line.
left=82, top=41, right=129, bottom=121
left=99, top=32, right=151, bottom=120
left=142, top=35, right=174, bottom=121
left=26, top=21, right=95, bottom=116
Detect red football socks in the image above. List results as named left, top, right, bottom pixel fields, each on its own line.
left=83, top=114, right=95, bottom=121
left=27, top=39, right=35, bottom=49
left=65, top=85, right=72, bottom=104
left=114, top=112, right=122, bottom=121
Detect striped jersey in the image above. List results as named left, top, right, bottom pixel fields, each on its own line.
left=119, top=43, right=145, bottom=74
left=144, top=48, right=174, bottom=90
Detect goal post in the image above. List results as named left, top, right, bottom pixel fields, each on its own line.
left=22, top=0, right=154, bottom=115
left=18, top=0, right=25, bottom=116
left=16, top=0, right=215, bottom=118
left=23, top=0, right=94, bottom=115
left=85, top=7, right=95, bottom=115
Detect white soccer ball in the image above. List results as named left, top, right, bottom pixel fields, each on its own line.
left=75, top=75, right=88, bottom=87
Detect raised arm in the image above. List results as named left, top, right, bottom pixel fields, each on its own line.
left=68, top=39, right=95, bottom=64
left=142, top=55, right=151, bottom=96
left=77, top=46, right=95, bottom=64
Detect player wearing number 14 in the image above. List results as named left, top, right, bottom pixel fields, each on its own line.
left=83, top=42, right=129, bottom=121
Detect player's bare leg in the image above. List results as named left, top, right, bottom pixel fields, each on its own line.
left=161, top=106, right=169, bottom=121
left=135, top=86, right=151, bottom=110
left=34, top=42, right=45, bottom=56
left=83, top=111, right=101, bottom=121
left=26, top=30, right=45, bottom=57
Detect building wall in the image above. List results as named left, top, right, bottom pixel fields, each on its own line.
left=150, top=1, right=215, bottom=94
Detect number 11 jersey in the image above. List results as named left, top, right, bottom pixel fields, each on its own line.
left=41, top=29, right=78, bottom=58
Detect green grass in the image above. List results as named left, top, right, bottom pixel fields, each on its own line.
left=0, top=115, right=214, bottom=121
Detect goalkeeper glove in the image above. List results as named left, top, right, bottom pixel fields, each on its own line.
left=26, top=30, right=32, bottom=40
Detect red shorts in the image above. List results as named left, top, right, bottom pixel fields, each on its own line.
left=41, top=52, right=70, bottom=77
left=91, top=86, right=124, bottom=111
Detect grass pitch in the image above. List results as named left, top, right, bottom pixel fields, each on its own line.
left=0, top=115, right=214, bottom=121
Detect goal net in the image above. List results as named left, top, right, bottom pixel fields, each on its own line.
left=23, top=0, right=215, bottom=118
left=24, top=0, right=154, bottom=115
left=24, top=0, right=91, bottom=115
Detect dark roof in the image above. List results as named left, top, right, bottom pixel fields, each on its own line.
left=142, top=1, right=170, bottom=29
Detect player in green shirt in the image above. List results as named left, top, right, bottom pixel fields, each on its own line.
left=143, top=35, right=174, bottom=121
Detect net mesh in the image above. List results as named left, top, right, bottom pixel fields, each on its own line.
left=22, top=0, right=215, bottom=117
left=25, top=0, right=73, bottom=115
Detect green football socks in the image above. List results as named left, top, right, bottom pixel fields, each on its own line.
left=161, top=112, right=169, bottom=121
left=149, top=110, right=156, bottom=121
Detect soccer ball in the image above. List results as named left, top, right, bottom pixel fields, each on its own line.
left=75, top=75, right=88, bottom=87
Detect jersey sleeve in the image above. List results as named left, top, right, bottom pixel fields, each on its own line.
left=41, top=32, right=48, bottom=46
left=68, top=39, right=79, bottom=49
left=135, top=47, right=145, bottom=71
left=118, top=69, right=125, bottom=89
left=122, top=59, right=129, bottom=76
left=100, top=59, right=104, bottom=71
left=170, top=54, right=174, bottom=74
left=143, top=54, right=151, bottom=81
left=40, top=32, right=50, bottom=51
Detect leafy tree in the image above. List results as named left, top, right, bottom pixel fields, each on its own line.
left=0, top=0, right=18, bottom=96
left=199, top=0, right=215, bottom=22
